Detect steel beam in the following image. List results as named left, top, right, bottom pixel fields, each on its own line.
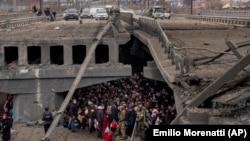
left=40, top=22, right=112, bottom=141
left=226, top=40, right=242, bottom=59
left=171, top=53, right=250, bottom=124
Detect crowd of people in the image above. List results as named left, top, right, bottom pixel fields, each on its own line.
left=0, top=73, right=176, bottom=141
left=63, top=73, right=176, bottom=140
left=1, top=94, right=13, bottom=141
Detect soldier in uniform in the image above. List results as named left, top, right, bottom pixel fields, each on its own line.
left=88, top=101, right=96, bottom=133
left=136, top=104, right=145, bottom=139
left=117, top=104, right=127, bottom=140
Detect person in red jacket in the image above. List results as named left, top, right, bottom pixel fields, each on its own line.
left=102, top=113, right=110, bottom=137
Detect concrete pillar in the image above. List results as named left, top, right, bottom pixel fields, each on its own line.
left=0, top=45, right=4, bottom=66
left=63, top=44, right=72, bottom=65
left=172, top=87, right=184, bottom=115
left=18, top=44, right=28, bottom=65
left=86, top=43, right=95, bottom=64
left=13, top=92, right=57, bottom=122
left=41, top=45, right=50, bottom=65
left=107, top=39, right=119, bottom=64
left=55, top=93, right=65, bottom=125
left=13, top=94, right=20, bottom=122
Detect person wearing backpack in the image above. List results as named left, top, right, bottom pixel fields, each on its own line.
left=42, top=106, right=53, bottom=134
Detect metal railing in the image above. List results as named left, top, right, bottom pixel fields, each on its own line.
left=120, top=12, right=134, bottom=25
left=0, top=16, right=47, bottom=29
left=200, top=9, right=250, bottom=18
left=187, top=14, right=250, bottom=27
left=0, top=12, right=36, bottom=21
left=138, top=17, right=190, bottom=74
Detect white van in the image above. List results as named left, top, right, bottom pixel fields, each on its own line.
left=88, top=8, right=106, bottom=19
left=152, top=6, right=170, bottom=19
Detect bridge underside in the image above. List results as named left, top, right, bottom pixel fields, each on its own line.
left=143, top=61, right=164, bottom=82
left=0, top=64, right=131, bottom=122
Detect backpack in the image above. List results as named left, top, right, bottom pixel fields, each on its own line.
left=43, top=111, right=53, bottom=122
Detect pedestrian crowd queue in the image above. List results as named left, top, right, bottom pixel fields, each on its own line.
left=63, top=73, right=176, bottom=140
left=1, top=94, right=13, bottom=141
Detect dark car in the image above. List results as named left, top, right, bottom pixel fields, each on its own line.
left=63, top=8, right=79, bottom=20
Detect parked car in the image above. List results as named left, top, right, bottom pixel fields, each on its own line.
left=152, top=8, right=164, bottom=19
left=89, top=8, right=106, bottom=19
left=80, top=8, right=90, bottom=19
left=63, top=8, right=79, bottom=20
left=152, top=7, right=170, bottom=20
left=162, top=9, right=171, bottom=19
left=95, top=9, right=109, bottom=20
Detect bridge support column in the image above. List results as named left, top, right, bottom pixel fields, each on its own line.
left=0, top=46, right=4, bottom=66
left=64, top=44, right=73, bottom=65
left=41, top=45, right=50, bottom=65
left=106, top=39, right=119, bottom=64
left=18, top=45, right=28, bottom=65
left=13, top=92, right=62, bottom=122
left=173, top=87, right=184, bottom=115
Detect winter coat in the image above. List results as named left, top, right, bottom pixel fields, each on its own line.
left=2, top=118, right=11, bottom=140
left=69, top=103, right=78, bottom=117
left=96, top=109, right=104, bottom=123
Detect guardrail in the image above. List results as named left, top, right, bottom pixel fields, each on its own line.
left=139, top=17, right=189, bottom=74
left=120, top=12, right=134, bottom=25
left=0, top=16, right=47, bottom=29
left=200, top=9, right=250, bottom=18
left=120, top=12, right=141, bottom=25
left=187, top=15, right=250, bottom=27
left=0, top=12, right=36, bottom=21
